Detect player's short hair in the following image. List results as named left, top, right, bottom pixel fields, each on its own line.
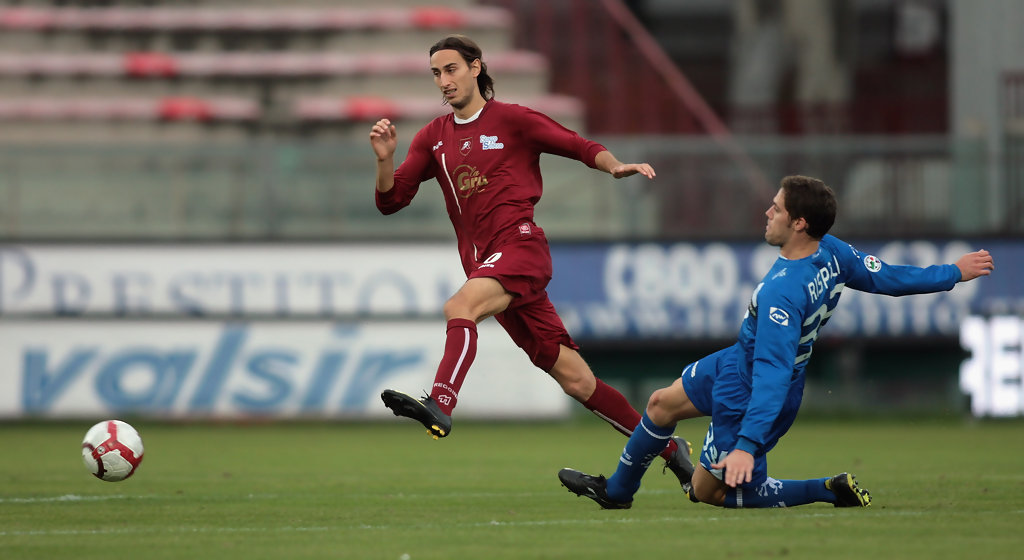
left=780, top=175, right=837, bottom=239
left=429, top=35, right=495, bottom=101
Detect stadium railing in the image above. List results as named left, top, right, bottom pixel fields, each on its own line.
left=1004, top=71, right=1024, bottom=233
left=0, top=135, right=1011, bottom=241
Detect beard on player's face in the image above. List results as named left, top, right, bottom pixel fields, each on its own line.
left=445, top=79, right=479, bottom=110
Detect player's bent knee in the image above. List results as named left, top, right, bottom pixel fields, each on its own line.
left=691, top=469, right=727, bottom=506
left=691, top=484, right=724, bottom=506
left=547, top=361, right=595, bottom=400
left=442, top=297, right=470, bottom=321
left=547, top=347, right=597, bottom=400
left=645, top=388, right=678, bottom=424
left=646, top=388, right=667, bottom=411
left=555, top=374, right=595, bottom=401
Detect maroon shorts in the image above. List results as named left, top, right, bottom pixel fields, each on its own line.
left=467, top=227, right=578, bottom=372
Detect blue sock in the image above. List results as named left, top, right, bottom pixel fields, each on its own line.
left=723, top=477, right=833, bottom=508
left=605, top=412, right=675, bottom=502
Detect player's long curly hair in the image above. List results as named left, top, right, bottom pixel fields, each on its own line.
left=429, top=35, right=495, bottom=102
left=780, top=175, right=837, bottom=239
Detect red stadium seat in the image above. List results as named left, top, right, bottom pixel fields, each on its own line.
left=0, top=8, right=55, bottom=30
left=293, top=94, right=582, bottom=122
left=0, top=97, right=259, bottom=121
left=0, top=6, right=512, bottom=32
left=124, top=52, right=179, bottom=77
left=0, top=51, right=546, bottom=79
left=0, top=3, right=568, bottom=144
left=411, top=7, right=467, bottom=29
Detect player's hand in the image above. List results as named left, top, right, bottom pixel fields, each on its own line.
left=610, top=162, right=656, bottom=180
left=711, top=449, right=754, bottom=488
left=955, top=249, right=995, bottom=281
left=369, top=118, right=398, bottom=161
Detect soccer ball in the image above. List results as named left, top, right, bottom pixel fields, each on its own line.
left=81, top=420, right=144, bottom=482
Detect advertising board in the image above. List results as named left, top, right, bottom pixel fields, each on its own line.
left=0, top=320, right=568, bottom=420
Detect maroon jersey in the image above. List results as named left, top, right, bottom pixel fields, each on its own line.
left=376, top=100, right=607, bottom=274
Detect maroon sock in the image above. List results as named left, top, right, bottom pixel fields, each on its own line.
left=429, top=318, right=478, bottom=415
left=583, top=378, right=678, bottom=460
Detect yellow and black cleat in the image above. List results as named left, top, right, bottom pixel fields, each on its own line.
left=381, top=389, right=453, bottom=439
left=663, top=436, right=695, bottom=491
left=826, top=472, right=872, bottom=507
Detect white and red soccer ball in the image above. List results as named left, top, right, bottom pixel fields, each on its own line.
left=81, top=420, right=144, bottom=482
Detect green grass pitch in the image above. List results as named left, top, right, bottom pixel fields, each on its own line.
left=2, top=417, right=1022, bottom=559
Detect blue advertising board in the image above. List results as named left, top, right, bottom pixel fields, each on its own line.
left=548, top=238, right=1022, bottom=341
left=1, top=240, right=1019, bottom=341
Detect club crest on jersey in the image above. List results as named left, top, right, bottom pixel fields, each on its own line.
left=454, top=164, right=488, bottom=197
left=459, top=137, right=473, bottom=156
left=769, top=306, right=790, bottom=326
left=863, top=255, right=882, bottom=272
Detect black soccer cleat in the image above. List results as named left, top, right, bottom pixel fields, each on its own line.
left=826, top=472, right=872, bottom=507
left=558, top=468, right=632, bottom=509
left=686, top=484, right=700, bottom=504
left=381, top=390, right=452, bottom=440
left=663, top=436, right=695, bottom=493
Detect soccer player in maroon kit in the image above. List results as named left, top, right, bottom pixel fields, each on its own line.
left=369, top=35, right=693, bottom=488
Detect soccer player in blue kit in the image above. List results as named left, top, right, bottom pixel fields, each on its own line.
left=559, top=175, right=995, bottom=509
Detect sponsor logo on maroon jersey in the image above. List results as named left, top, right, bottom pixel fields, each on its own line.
left=478, top=252, right=503, bottom=269
left=480, top=135, right=504, bottom=150
left=519, top=222, right=532, bottom=236
left=454, top=164, right=488, bottom=197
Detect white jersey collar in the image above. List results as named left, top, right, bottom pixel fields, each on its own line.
left=454, top=106, right=484, bottom=124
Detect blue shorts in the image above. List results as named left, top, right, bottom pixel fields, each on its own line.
left=680, top=344, right=804, bottom=489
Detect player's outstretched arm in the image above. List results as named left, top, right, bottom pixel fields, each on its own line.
left=594, top=151, right=656, bottom=180
left=955, top=249, right=995, bottom=282
left=369, top=118, right=398, bottom=193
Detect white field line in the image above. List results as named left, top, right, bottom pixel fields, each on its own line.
left=3, top=509, right=1023, bottom=538
left=0, top=489, right=671, bottom=505
left=0, top=493, right=279, bottom=504
left=3, top=490, right=1022, bottom=539
left=0, top=494, right=135, bottom=504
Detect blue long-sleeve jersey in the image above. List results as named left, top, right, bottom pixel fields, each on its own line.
left=732, top=234, right=962, bottom=456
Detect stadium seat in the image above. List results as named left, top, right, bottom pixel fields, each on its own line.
left=0, top=95, right=259, bottom=143
left=0, top=96, right=258, bottom=121
left=0, top=0, right=536, bottom=141
left=294, top=94, right=581, bottom=123
left=0, top=50, right=548, bottom=99
left=0, top=50, right=545, bottom=78
left=0, top=5, right=513, bottom=53
left=0, top=6, right=510, bottom=31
